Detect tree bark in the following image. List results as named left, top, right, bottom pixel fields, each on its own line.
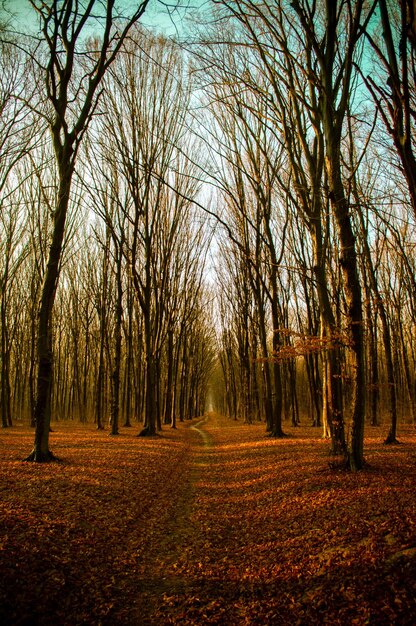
left=311, top=223, right=346, bottom=454
left=110, top=246, right=123, bottom=436
left=326, top=160, right=365, bottom=470
left=26, top=162, right=74, bottom=461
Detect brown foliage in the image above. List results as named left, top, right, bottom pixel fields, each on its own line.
left=272, top=329, right=353, bottom=362
left=0, top=416, right=415, bottom=624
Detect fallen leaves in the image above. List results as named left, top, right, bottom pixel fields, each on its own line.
left=0, top=416, right=415, bottom=624
left=152, top=416, right=416, bottom=625
left=0, top=423, right=194, bottom=625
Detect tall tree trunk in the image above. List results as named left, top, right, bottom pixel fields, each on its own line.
left=26, top=164, right=74, bottom=461
left=23, top=0, right=151, bottom=461
left=366, top=296, right=379, bottom=427
left=326, top=159, right=365, bottom=469
left=164, top=327, right=174, bottom=425
left=95, top=231, right=110, bottom=431
left=155, top=357, right=162, bottom=430
left=123, top=278, right=134, bottom=427
left=110, top=248, right=123, bottom=436
left=355, top=202, right=398, bottom=443
left=1, top=257, right=12, bottom=427
left=1, top=302, right=11, bottom=428
left=29, top=298, right=37, bottom=427
left=138, top=308, right=157, bottom=436
left=319, top=0, right=366, bottom=469
left=81, top=308, right=90, bottom=423
left=311, top=222, right=346, bottom=453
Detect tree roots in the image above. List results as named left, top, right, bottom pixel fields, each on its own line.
left=137, top=426, right=159, bottom=437
left=23, top=449, right=61, bottom=463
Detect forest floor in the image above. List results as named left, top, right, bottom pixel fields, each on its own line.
left=0, top=414, right=415, bottom=625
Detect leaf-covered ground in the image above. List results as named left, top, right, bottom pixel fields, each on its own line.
left=0, top=414, right=415, bottom=625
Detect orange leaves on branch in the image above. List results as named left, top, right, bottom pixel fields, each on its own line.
left=260, top=328, right=354, bottom=362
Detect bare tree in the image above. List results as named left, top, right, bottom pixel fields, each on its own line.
left=203, top=0, right=376, bottom=468
left=0, top=185, right=28, bottom=427
left=84, top=27, right=208, bottom=435
left=21, top=0, right=150, bottom=461
left=364, top=0, right=416, bottom=218
left=0, top=35, right=37, bottom=198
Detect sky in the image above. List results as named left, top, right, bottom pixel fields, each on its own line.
left=0, top=0, right=206, bottom=37
left=1, top=0, right=37, bottom=32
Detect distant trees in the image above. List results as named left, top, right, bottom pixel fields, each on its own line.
left=0, top=6, right=216, bottom=450
left=24, top=0, right=151, bottom=460
left=0, top=34, right=37, bottom=429
left=86, top=29, right=212, bottom=435
left=194, top=0, right=416, bottom=469
left=0, top=0, right=416, bottom=471
left=364, top=0, right=416, bottom=218
left=194, top=0, right=372, bottom=467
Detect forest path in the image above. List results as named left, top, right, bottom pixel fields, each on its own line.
left=127, top=411, right=297, bottom=625
left=1, top=415, right=415, bottom=625
left=118, top=413, right=216, bottom=625
left=120, top=412, right=416, bottom=626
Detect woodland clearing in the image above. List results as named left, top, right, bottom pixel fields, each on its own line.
left=0, top=414, right=415, bottom=625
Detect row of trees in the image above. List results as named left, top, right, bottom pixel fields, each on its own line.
left=0, top=3, right=216, bottom=460
left=1, top=1, right=416, bottom=470
left=194, top=0, right=416, bottom=470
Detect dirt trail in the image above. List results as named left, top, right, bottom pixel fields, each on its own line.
left=119, top=412, right=416, bottom=625
left=114, top=414, right=214, bottom=625
left=139, top=411, right=289, bottom=625
left=1, top=414, right=415, bottom=625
